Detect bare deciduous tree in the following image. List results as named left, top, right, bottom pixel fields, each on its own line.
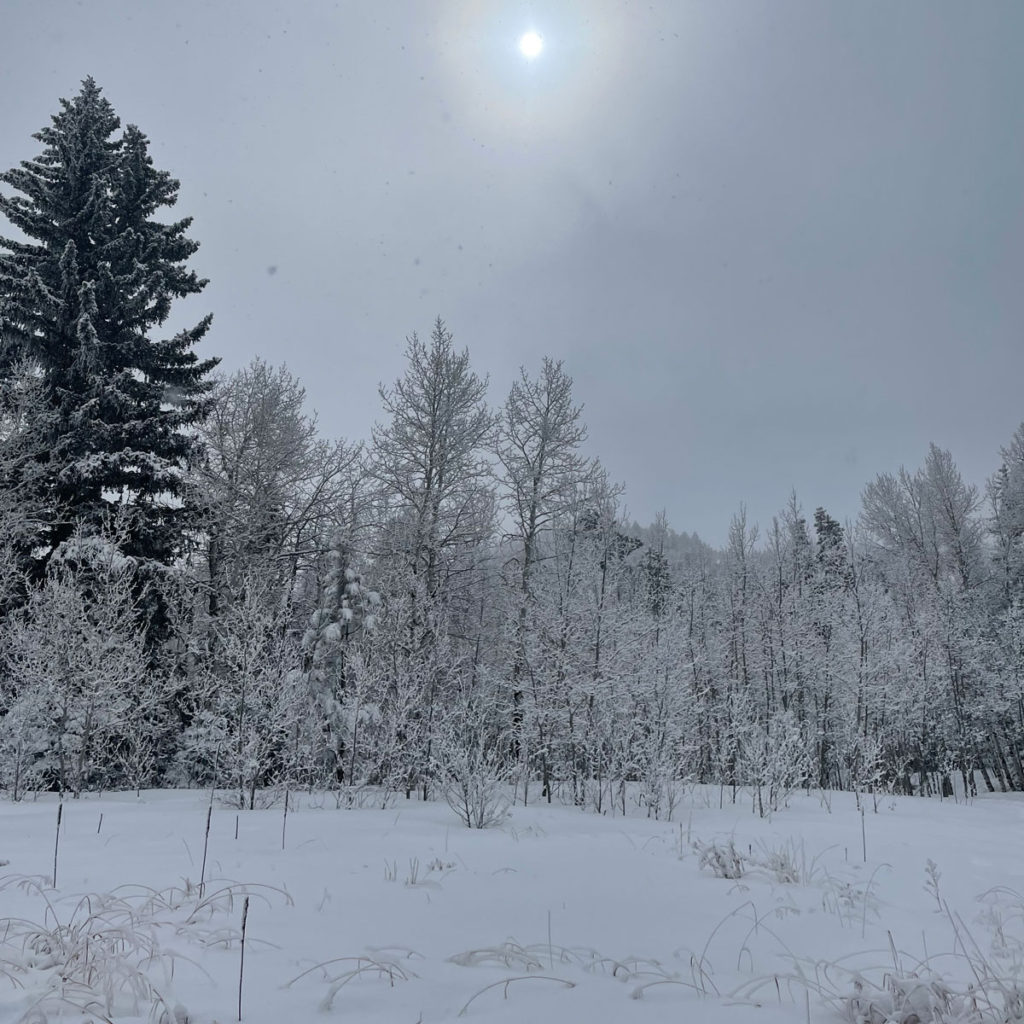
left=197, top=359, right=363, bottom=614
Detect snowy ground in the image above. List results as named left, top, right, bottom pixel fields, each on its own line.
left=1, top=785, right=1023, bottom=1023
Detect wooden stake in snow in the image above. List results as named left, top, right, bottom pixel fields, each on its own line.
left=861, top=806, right=867, bottom=863
left=96, top=812, right=103, bottom=835
left=238, top=896, right=250, bottom=1021
left=281, top=789, right=289, bottom=851
left=201, top=758, right=218, bottom=897
left=199, top=803, right=212, bottom=898
left=53, top=801, right=63, bottom=887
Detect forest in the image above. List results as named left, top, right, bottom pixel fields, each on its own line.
left=2, top=79, right=1023, bottom=815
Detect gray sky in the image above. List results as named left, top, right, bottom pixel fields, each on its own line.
left=3, top=1, right=1022, bottom=546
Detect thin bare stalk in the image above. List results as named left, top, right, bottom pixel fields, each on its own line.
left=281, top=789, right=289, bottom=851
left=238, top=895, right=250, bottom=1021
left=199, top=804, right=212, bottom=899
left=53, top=801, right=63, bottom=887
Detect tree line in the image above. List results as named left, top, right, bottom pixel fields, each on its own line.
left=1, top=80, right=1022, bottom=812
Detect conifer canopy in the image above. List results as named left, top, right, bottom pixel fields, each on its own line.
left=0, top=77, right=218, bottom=571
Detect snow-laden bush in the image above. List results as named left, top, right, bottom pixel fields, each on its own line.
left=445, top=770, right=511, bottom=830
left=439, top=725, right=511, bottom=829
left=738, top=711, right=813, bottom=817
left=0, top=544, right=155, bottom=797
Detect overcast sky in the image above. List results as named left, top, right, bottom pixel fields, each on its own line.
left=3, top=1, right=1022, bottom=545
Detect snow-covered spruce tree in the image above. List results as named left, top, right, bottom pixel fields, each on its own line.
left=0, top=364, right=56, bottom=578
left=299, top=529, right=379, bottom=786
left=0, top=78, right=216, bottom=588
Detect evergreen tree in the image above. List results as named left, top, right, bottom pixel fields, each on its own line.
left=300, top=530, right=379, bottom=784
left=813, top=507, right=844, bottom=557
left=0, top=78, right=217, bottom=575
left=813, top=506, right=849, bottom=582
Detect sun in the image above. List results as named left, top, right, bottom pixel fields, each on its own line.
left=518, top=31, right=543, bottom=59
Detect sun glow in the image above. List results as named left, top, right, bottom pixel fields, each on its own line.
left=518, top=31, right=543, bottom=59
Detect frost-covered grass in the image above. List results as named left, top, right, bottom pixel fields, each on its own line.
left=1, top=786, right=1023, bottom=1023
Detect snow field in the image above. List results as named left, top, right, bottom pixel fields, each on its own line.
left=1, top=787, right=1023, bottom=1023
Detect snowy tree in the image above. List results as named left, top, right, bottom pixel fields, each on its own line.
left=990, top=423, right=1024, bottom=608
left=861, top=445, right=983, bottom=593
left=299, top=529, right=379, bottom=785
left=0, top=364, right=54, bottom=569
left=197, top=359, right=363, bottom=617
left=860, top=447, right=992, bottom=794
left=372, top=318, right=495, bottom=610
left=513, top=467, right=641, bottom=807
left=180, top=571, right=303, bottom=806
left=495, top=357, right=595, bottom=766
left=0, top=534, right=154, bottom=797
left=0, top=78, right=217, bottom=582
left=369, top=318, right=497, bottom=797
